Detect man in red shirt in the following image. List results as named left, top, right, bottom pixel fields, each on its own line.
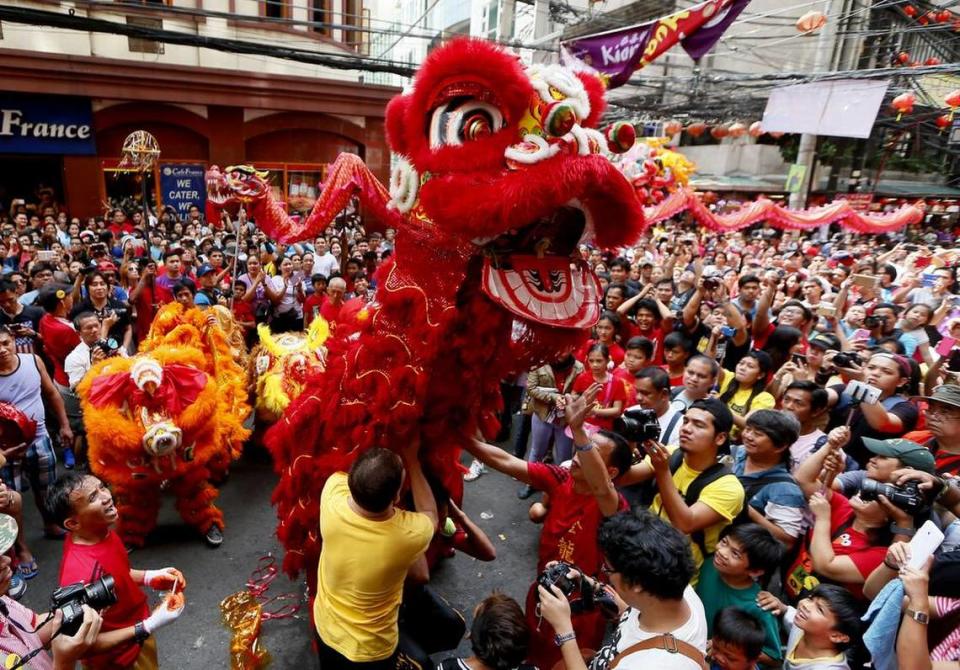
left=107, top=210, right=134, bottom=239
left=463, top=385, right=633, bottom=668
left=47, top=473, right=185, bottom=669
left=319, top=277, right=347, bottom=326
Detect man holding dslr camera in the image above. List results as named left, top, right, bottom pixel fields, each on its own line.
left=46, top=473, right=185, bottom=669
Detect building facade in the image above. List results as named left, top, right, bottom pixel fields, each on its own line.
left=0, top=0, right=397, bottom=218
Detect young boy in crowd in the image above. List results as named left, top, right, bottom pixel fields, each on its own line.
left=696, top=524, right=784, bottom=666
left=709, top=607, right=766, bottom=670
left=757, top=584, right=860, bottom=670
left=46, top=472, right=185, bottom=669
left=303, top=273, right=328, bottom=328
left=661, top=331, right=692, bottom=387
left=614, top=336, right=654, bottom=405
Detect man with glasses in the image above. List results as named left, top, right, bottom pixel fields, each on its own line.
left=904, top=384, right=960, bottom=477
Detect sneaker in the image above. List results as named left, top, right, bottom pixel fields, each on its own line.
left=517, top=484, right=534, bottom=500
left=7, top=574, right=26, bottom=601
left=63, top=447, right=75, bottom=470
left=463, top=460, right=485, bottom=482
left=205, top=525, right=224, bottom=548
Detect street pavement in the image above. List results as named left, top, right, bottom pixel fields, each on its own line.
left=17, top=437, right=540, bottom=668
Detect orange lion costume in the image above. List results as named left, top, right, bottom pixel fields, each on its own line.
left=78, top=304, right=251, bottom=546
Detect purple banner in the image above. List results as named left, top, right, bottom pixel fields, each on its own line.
left=562, top=0, right=751, bottom=88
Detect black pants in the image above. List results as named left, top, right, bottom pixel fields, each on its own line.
left=398, top=584, right=465, bottom=667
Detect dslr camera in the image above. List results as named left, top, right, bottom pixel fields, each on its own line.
left=51, top=575, right=118, bottom=636
left=832, top=352, right=862, bottom=369
left=864, top=315, right=883, bottom=329
left=94, top=338, right=120, bottom=357
left=614, top=407, right=661, bottom=444
left=860, top=478, right=932, bottom=516
left=536, top=562, right=619, bottom=618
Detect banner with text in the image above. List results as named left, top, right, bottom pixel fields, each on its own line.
left=0, top=94, right=95, bottom=155
left=562, top=0, right=750, bottom=88
left=160, top=164, right=206, bottom=216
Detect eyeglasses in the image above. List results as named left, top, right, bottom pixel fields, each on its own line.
left=928, top=404, right=960, bottom=418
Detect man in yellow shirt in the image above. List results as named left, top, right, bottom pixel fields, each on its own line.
left=313, top=442, right=437, bottom=669
left=619, top=398, right=744, bottom=578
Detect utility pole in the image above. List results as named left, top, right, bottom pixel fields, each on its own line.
left=789, top=0, right=835, bottom=210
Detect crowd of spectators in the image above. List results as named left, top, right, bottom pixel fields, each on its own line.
left=3, top=190, right=960, bottom=669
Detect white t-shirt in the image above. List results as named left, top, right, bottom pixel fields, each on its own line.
left=268, top=275, right=298, bottom=316
left=314, top=252, right=340, bottom=278
left=789, top=430, right=826, bottom=472
left=590, top=586, right=707, bottom=670
left=659, top=404, right=684, bottom=446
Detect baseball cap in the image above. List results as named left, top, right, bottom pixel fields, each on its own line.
left=862, top=437, right=936, bottom=473
left=809, top=334, right=841, bottom=351
left=913, top=384, right=960, bottom=411
left=196, top=264, right=215, bottom=277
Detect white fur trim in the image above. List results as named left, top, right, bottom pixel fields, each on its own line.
left=526, top=63, right=591, bottom=123
left=504, top=135, right=562, bottom=165
left=130, top=357, right=163, bottom=391
left=388, top=156, right=418, bottom=214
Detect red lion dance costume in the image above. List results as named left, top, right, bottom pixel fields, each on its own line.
left=206, top=38, right=643, bottom=584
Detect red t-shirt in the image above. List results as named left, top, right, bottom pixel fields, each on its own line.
left=59, top=531, right=150, bottom=668
left=635, top=326, right=665, bottom=365
left=319, top=296, right=343, bottom=325
left=232, top=299, right=255, bottom=328
left=524, top=463, right=628, bottom=669
left=572, top=371, right=628, bottom=431
left=39, top=314, right=79, bottom=386
left=612, top=366, right=637, bottom=406
left=785, top=492, right=886, bottom=602
left=576, top=339, right=625, bottom=367
left=303, top=293, right=325, bottom=328
left=661, top=364, right=685, bottom=388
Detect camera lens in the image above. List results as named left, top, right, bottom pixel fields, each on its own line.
left=84, top=575, right=118, bottom=609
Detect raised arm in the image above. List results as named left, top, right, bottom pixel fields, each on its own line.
left=464, top=437, right=532, bottom=484
left=566, top=384, right=620, bottom=517
left=752, top=277, right=777, bottom=336
left=400, top=437, right=439, bottom=530
left=794, top=426, right=849, bottom=498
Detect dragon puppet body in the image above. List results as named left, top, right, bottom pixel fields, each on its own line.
left=206, top=38, right=644, bottom=583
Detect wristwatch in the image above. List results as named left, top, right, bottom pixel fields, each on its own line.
left=574, top=441, right=594, bottom=452
left=906, top=608, right=930, bottom=625
left=554, top=631, right=577, bottom=647
left=890, top=524, right=916, bottom=537
left=134, top=621, right=151, bottom=643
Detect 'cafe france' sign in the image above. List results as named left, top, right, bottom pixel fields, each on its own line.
left=0, top=94, right=96, bottom=155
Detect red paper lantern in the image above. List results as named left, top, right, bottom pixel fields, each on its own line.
left=938, top=9, right=952, bottom=23
left=728, top=122, right=748, bottom=138
left=904, top=5, right=917, bottom=17
left=892, top=92, right=916, bottom=120
left=710, top=125, right=730, bottom=140
left=896, top=51, right=910, bottom=64
left=919, top=14, right=929, bottom=25
left=947, top=89, right=960, bottom=121
left=685, top=122, right=707, bottom=138
left=925, top=57, right=941, bottom=66
left=748, top=121, right=764, bottom=138
left=796, top=10, right=827, bottom=34
left=662, top=120, right=683, bottom=136
left=935, top=114, right=951, bottom=131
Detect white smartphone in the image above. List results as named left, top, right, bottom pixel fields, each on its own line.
left=844, top=380, right=881, bottom=405
left=908, top=520, right=945, bottom=570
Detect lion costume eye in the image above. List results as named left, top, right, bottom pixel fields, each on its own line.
left=428, top=97, right=505, bottom=148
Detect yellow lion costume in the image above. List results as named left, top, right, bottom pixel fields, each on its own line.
left=249, top=319, right=328, bottom=424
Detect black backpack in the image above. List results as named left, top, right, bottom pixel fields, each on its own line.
left=732, top=469, right=797, bottom=526
left=666, top=449, right=736, bottom=558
